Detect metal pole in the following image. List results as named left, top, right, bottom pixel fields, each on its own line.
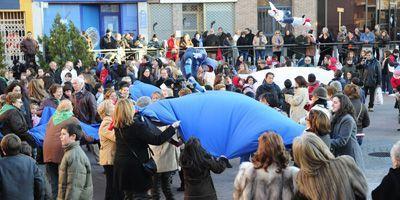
left=365, top=0, right=368, bottom=28
left=325, top=0, right=328, bottom=27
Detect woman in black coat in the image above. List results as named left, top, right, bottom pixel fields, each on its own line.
left=0, top=92, right=36, bottom=148
left=372, top=140, right=400, bottom=200
left=283, top=30, right=296, bottom=59
left=113, top=99, right=180, bottom=199
left=5, top=81, right=32, bottom=128
left=180, top=137, right=231, bottom=200
left=317, top=27, right=334, bottom=66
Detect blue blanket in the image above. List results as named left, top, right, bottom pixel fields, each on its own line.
left=28, top=107, right=100, bottom=147
left=142, top=91, right=305, bottom=158
left=129, top=80, right=161, bottom=102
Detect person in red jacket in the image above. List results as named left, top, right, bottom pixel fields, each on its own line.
left=166, top=34, right=179, bottom=62
left=328, top=57, right=338, bottom=71
left=390, top=67, right=400, bottom=92
left=307, top=73, right=320, bottom=100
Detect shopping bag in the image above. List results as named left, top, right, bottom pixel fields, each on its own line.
left=374, top=87, right=384, bottom=105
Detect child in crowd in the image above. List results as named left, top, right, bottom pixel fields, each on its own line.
left=30, top=103, right=41, bottom=127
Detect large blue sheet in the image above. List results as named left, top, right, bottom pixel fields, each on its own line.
left=28, top=107, right=100, bottom=147
left=142, top=91, right=305, bottom=158
left=129, top=80, right=161, bottom=102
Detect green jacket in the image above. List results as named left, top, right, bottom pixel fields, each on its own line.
left=57, top=141, right=93, bottom=200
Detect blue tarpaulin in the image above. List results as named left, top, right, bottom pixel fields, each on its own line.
left=142, top=91, right=305, bottom=159
left=129, top=80, right=161, bottom=102
left=28, top=107, right=100, bottom=147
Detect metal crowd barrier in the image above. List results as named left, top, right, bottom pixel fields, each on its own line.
left=90, top=41, right=400, bottom=65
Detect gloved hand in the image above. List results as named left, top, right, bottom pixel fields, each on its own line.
left=219, top=155, right=232, bottom=168
left=172, top=121, right=181, bottom=128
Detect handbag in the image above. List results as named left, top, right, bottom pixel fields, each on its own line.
left=118, top=131, right=158, bottom=175
left=374, top=87, right=384, bottom=105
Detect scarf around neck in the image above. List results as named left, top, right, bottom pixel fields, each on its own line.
left=0, top=104, right=15, bottom=116
left=52, top=110, right=73, bottom=125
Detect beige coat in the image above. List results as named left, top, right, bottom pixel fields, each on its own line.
left=252, top=36, right=268, bottom=50
left=285, top=87, right=309, bottom=123
left=149, top=126, right=180, bottom=173
left=272, top=35, right=284, bottom=52
left=233, top=162, right=299, bottom=200
left=99, top=116, right=116, bottom=166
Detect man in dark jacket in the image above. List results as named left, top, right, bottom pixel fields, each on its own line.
left=255, top=72, right=283, bottom=106
left=48, top=61, right=62, bottom=84
left=100, top=29, right=117, bottom=49
left=245, top=28, right=255, bottom=63
left=20, top=31, right=38, bottom=66
left=362, top=51, right=382, bottom=111
left=217, top=27, right=227, bottom=46
left=0, top=134, right=45, bottom=200
left=71, top=77, right=97, bottom=124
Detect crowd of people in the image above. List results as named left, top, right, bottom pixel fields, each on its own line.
left=0, top=23, right=399, bottom=199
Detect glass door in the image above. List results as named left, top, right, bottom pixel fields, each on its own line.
left=100, top=5, right=121, bottom=36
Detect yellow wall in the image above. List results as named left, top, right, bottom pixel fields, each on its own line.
left=20, top=0, right=33, bottom=34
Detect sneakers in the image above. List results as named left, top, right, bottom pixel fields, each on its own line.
left=368, top=108, right=374, bottom=112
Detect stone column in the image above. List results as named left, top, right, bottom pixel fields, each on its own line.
left=235, top=0, right=258, bottom=32
left=172, top=3, right=183, bottom=35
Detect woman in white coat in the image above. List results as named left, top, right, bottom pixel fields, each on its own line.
left=285, top=76, right=309, bottom=123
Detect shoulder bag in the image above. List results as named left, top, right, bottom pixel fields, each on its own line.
left=118, top=130, right=157, bottom=175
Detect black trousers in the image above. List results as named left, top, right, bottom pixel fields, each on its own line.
left=103, top=165, right=116, bottom=200
left=123, top=191, right=151, bottom=200
left=364, top=86, right=377, bottom=108
left=151, top=171, right=175, bottom=200
left=45, top=162, right=59, bottom=200
left=24, top=53, right=35, bottom=65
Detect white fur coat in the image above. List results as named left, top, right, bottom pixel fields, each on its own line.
left=233, top=162, right=299, bottom=200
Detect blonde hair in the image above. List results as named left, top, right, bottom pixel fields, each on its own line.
left=391, top=140, right=400, bottom=168
left=113, top=99, right=135, bottom=128
left=97, top=99, right=115, bottom=119
left=293, top=133, right=360, bottom=200
left=28, top=79, right=48, bottom=101
left=57, top=99, right=73, bottom=112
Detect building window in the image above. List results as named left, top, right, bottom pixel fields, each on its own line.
left=101, top=5, right=119, bottom=13
left=182, top=4, right=203, bottom=37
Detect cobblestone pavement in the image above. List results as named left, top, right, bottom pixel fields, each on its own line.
left=84, top=96, right=398, bottom=200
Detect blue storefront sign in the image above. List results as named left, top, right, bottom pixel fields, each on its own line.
left=38, top=0, right=144, bottom=49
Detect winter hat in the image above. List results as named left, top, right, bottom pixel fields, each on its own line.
left=329, top=57, right=337, bottom=66
left=394, top=66, right=400, bottom=79
left=312, top=87, right=328, bottom=100
left=329, top=80, right=342, bottom=92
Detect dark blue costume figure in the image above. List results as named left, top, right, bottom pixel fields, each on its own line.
left=180, top=47, right=218, bottom=92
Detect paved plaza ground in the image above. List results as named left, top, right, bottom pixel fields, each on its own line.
left=66, top=95, right=400, bottom=200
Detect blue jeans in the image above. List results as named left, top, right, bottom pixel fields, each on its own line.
left=255, top=50, right=266, bottom=61
left=239, top=50, right=248, bottom=62
left=382, top=73, right=393, bottom=94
